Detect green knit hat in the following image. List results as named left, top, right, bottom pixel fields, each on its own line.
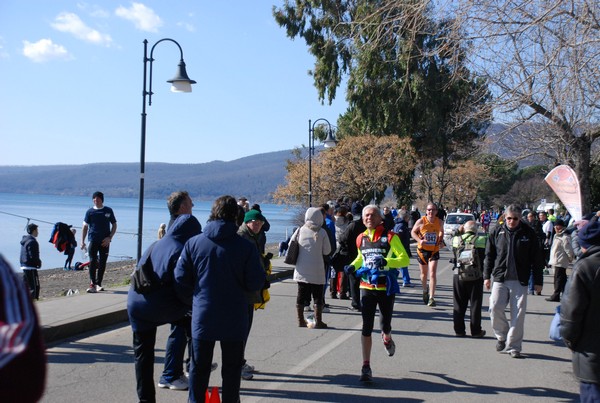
left=244, top=209, right=265, bottom=223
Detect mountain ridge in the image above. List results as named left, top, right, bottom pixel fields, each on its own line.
left=0, top=149, right=297, bottom=203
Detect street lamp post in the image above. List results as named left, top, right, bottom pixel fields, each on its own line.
left=308, top=118, right=337, bottom=207
left=137, top=38, right=196, bottom=262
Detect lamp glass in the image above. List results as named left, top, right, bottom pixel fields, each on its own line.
left=170, top=81, right=193, bottom=93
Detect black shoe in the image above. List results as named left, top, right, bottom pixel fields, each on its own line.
left=472, top=330, right=486, bottom=338
left=349, top=305, right=361, bottom=312
left=331, top=294, right=338, bottom=299
left=359, top=365, right=373, bottom=382
left=455, top=332, right=467, bottom=337
left=496, top=340, right=506, bottom=352
left=545, top=297, right=560, bottom=302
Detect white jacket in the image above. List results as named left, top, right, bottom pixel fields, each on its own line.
left=549, top=231, right=574, bottom=268
left=293, top=207, right=332, bottom=285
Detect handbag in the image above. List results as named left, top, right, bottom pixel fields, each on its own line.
left=284, top=229, right=300, bottom=265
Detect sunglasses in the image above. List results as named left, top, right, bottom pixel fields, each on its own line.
left=505, top=217, right=519, bottom=221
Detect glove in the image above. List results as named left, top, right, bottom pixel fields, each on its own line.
left=263, top=279, right=271, bottom=289
left=344, top=265, right=355, bottom=275
left=265, top=252, right=273, bottom=260
left=371, top=256, right=387, bottom=268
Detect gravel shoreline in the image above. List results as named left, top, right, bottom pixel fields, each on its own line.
left=36, top=260, right=136, bottom=300
left=35, top=243, right=280, bottom=301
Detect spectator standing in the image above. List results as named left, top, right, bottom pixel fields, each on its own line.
left=411, top=203, right=444, bottom=307
left=382, top=206, right=395, bottom=232
left=451, top=221, right=487, bottom=337
left=64, top=228, right=77, bottom=270
left=174, top=196, right=265, bottom=403
left=484, top=205, right=544, bottom=358
left=545, top=219, right=575, bottom=302
left=163, top=190, right=200, bottom=390
left=127, top=214, right=202, bottom=400
left=338, top=203, right=367, bottom=311
left=20, top=223, right=42, bottom=300
left=344, top=205, right=410, bottom=382
left=539, top=211, right=554, bottom=270
left=331, top=204, right=351, bottom=299
left=294, top=207, right=332, bottom=328
left=560, top=214, right=600, bottom=402
left=393, top=211, right=414, bottom=287
left=237, top=209, right=272, bottom=380
left=81, top=191, right=117, bottom=293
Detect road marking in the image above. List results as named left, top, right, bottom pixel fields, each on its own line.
left=244, top=321, right=363, bottom=403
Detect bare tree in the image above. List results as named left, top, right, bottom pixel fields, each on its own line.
left=450, top=0, right=600, bottom=211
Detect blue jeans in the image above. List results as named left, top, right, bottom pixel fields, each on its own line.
left=159, top=322, right=188, bottom=384
left=580, top=382, right=600, bottom=402
left=400, top=267, right=411, bottom=284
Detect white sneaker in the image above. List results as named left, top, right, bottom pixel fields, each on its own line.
left=96, top=285, right=104, bottom=291
left=157, top=376, right=188, bottom=390
left=86, top=284, right=96, bottom=293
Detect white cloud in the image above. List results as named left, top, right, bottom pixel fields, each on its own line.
left=77, top=2, right=110, bottom=18
left=22, top=39, right=72, bottom=63
left=115, top=3, right=163, bottom=32
left=51, top=12, right=113, bottom=46
left=177, top=21, right=196, bottom=32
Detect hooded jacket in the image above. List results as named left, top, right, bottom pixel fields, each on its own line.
left=127, top=214, right=201, bottom=332
left=20, top=235, right=41, bottom=268
left=560, top=245, right=600, bottom=384
left=174, top=219, right=265, bottom=341
left=293, top=207, right=332, bottom=285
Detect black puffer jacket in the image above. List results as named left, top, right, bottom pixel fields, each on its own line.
left=560, top=245, right=600, bottom=384
left=20, top=235, right=41, bottom=268
left=483, top=221, right=544, bottom=286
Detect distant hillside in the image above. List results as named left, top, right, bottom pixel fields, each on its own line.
left=0, top=149, right=298, bottom=203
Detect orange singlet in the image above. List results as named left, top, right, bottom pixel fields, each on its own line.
left=418, top=216, right=442, bottom=253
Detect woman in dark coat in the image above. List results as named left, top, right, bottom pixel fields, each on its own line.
left=174, top=196, right=265, bottom=403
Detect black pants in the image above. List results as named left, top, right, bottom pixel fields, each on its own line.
left=88, top=241, right=109, bottom=286
left=189, top=339, right=244, bottom=403
left=22, top=269, right=40, bottom=300
left=348, top=273, right=361, bottom=309
left=550, top=266, right=567, bottom=300
left=452, top=275, right=484, bottom=335
left=361, top=289, right=395, bottom=336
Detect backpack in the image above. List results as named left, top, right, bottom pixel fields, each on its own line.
left=456, top=234, right=482, bottom=281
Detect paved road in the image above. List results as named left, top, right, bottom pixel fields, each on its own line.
left=41, top=247, right=579, bottom=402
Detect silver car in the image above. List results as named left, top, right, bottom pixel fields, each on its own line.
left=443, top=213, right=476, bottom=250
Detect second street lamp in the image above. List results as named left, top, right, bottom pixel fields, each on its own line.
left=308, top=118, right=337, bottom=207
left=137, top=38, right=196, bottom=262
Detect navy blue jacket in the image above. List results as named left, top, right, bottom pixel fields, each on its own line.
left=393, top=218, right=413, bottom=259
left=20, top=235, right=41, bottom=268
left=127, top=214, right=202, bottom=332
left=174, top=219, right=265, bottom=341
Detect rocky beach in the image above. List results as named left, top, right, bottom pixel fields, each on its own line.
left=35, top=243, right=281, bottom=301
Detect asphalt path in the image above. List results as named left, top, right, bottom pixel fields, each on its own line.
left=41, top=246, right=579, bottom=402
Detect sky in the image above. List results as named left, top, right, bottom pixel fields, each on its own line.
left=0, top=1, right=348, bottom=166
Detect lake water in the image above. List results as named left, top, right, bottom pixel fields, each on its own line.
left=0, top=193, right=301, bottom=271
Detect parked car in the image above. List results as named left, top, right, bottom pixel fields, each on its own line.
left=443, top=212, right=476, bottom=250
